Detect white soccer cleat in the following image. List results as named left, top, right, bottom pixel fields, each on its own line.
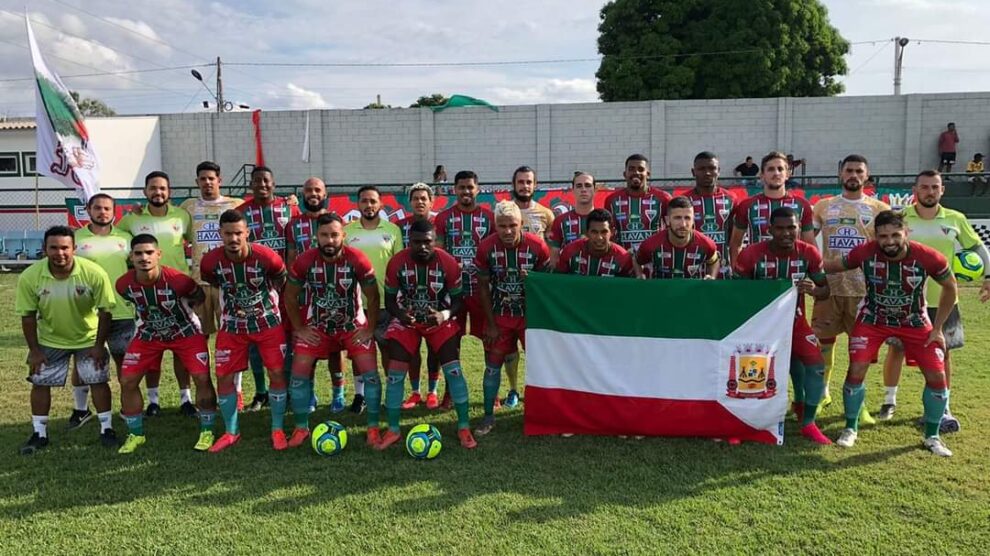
left=836, top=428, right=858, bottom=448
left=923, top=436, right=953, bottom=457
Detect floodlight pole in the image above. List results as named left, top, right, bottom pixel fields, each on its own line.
left=216, top=57, right=224, bottom=114
left=893, top=37, right=909, bottom=95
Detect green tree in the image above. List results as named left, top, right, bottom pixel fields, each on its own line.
left=409, top=94, right=449, bottom=108
left=69, top=91, right=117, bottom=117
left=596, top=0, right=849, bottom=101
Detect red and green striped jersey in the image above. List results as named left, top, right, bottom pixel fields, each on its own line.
left=475, top=232, right=551, bottom=317
left=434, top=205, right=494, bottom=297
left=685, top=187, right=735, bottom=277
left=289, top=246, right=376, bottom=333
left=842, top=241, right=951, bottom=328
left=555, top=238, right=634, bottom=277
left=236, top=197, right=301, bottom=259
left=733, top=240, right=825, bottom=316
left=116, top=266, right=202, bottom=341
left=603, top=187, right=671, bottom=252
left=200, top=244, right=286, bottom=334
left=548, top=209, right=590, bottom=249
left=385, top=248, right=462, bottom=320
left=395, top=214, right=433, bottom=245
left=285, top=212, right=321, bottom=256
left=637, top=230, right=719, bottom=279
left=733, top=192, right=814, bottom=244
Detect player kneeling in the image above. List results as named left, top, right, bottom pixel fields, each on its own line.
left=377, top=219, right=476, bottom=450
left=116, top=234, right=218, bottom=453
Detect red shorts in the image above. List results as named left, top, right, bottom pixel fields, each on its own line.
left=849, top=321, right=945, bottom=372
left=215, top=326, right=287, bottom=377
left=792, top=317, right=824, bottom=367
left=455, top=294, right=486, bottom=339
left=121, top=335, right=211, bottom=377
left=385, top=319, right=460, bottom=356
left=293, top=327, right=376, bottom=360
left=485, top=315, right=525, bottom=355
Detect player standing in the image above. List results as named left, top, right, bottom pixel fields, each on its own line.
left=637, top=196, right=720, bottom=279
left=555, top=209, right=635, bottom=277
left=684, top=152, right=735, bottom=278
left=548, top=172, right=597, bottom=267
left=604, top=154, right=671, bottom=254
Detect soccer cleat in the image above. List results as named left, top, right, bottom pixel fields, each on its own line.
left=19, top=433, right=49, bottom=455
left=877, top=404, right=896, bottom=421
left=790, top=402, right=804, bottom=423
left=193, top=431, right=215, bottom=452
left=208, top=433, right=241, bottom=453
left=236, top=391, right=244, bottom=411
left=100, top=428, right=120, bottom=448
left=474, top=416, right=496, bottom=437
left=859, top=406, right=876, bottom=426
left=329, top=395, right=346, bottom=414
left=726, top=438, right=742, bottom=446
left=145, top=403, right=161, bottom=417
left=923, top=436, right=953, bottom=457
left=458, top=428, right=477, bottom=449
left=287, top=428, right=310, bottom=448
left=836, top=428, right=858, bottom=448
left=271, top=429, right=288, bottom=451
left=799, top=423, right=832, bottom=445
left=503, top=389, right=521, bottom=409
left=349, top=394, right=366, bottom=414
left=425, top=392, right=440, bottom=410
left=67, top=409, right=93, bottom=431
left=118, top=434, right=146, bottom=454
left=401, top=392, right=422, bottom=410
left=493, top=396, right=502, bottom=411
left=939, top=413, right=961, bottom=434
left=439, top=391, right=453, bottom=411
left=375, top=430, right=402, bottom=451
left=366, top=427, right=382, bottom=446
left=246, top=393, right=269, bottom=412
left=180, top=401, right=198, bottom=418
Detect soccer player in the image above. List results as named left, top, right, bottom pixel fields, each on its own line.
left=810, top=155, right=889, bottom=418
left=377, top=219, right=477, bottom=450
left=604, top=154, right=671, bottom=254
left=200, top=210, right=289, bottom=452
left=734, top=207, right=832, bottom=445
left=282, top=213, right=384, bottom=448
left=825, top=210, right=958, bottom=456
left=474, top=201, right=551, bottom=436
left=684, top=152, right=735, bottom=278
left=395, top=182, right=435, bottom=245
left=16, top=226, right=117, bottom=454
left=879, top=170, right=990, bottom=428
left=118, top=171, right=197, bottom=417
left=115, top=234, right=218, bottom=454
left=729, top=151, right=815, bottom=265
left=548, top=172, right=596, bottom=276
left=637, top=196, right=720, bottom=279
left=344, top=185, right=403, bottom=412
left=73, top=193, right=134, bottom=428
left=434, top=170, right=495, bottom=410
left=555, top=209, right=635, bottom=277
left=236, top=166, right=300, bottom=412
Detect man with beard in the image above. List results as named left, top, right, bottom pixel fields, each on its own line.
left=118, top=171, right=196, bottom=417
left=344, top=185, right=403, bottom=412
left=879, top=171, right=990, bottom=429
left=548, top=172, right=597, bottom=268
left=684, top=152, right=735, bottom=278
left=826, top=210, right=958, bottom=456
left=605, top=154, right=671, bottom=254
left=72, top=194, right=133, bottom=428
left=811, top=155, right=889, bottom=415
left=555, top=209, right=635, bottom=278
left=637, top=196, right=720, bottom=279
left=729, top=151, right=815, bottom=265
left=283, top=213, right=384, bottom=448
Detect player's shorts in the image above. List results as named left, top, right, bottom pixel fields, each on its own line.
left=385, top=319, right=460, bottom=356
left=454, top=294, right=486, bottom=339
left=215, top=326, right=287, bottom=377
left=940, top=152, right=957, bottom=164
left=29, top=346, right=110, bottom=387
left=193, top=284, right=221, bottom=336
left=849, top=321, right=945, bottom=372
left=121, top=335, right=211, bottom=377
left=792, top=317, right=824, bottom=366
left=372, top=308, right=393, bottom=347
left=107, top=319, right=137, bottom=359
left=811, top=296, right=860, bottom=339
left=486, top=315, right=526, bottom=355
left=293, top=327, right=376, bottom=360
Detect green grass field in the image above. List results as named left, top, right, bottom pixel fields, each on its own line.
left=0, top=273, right=987, bottom=555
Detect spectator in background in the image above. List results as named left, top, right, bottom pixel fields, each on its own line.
left=938, top=123, right=959, bottom=175
left=433, top=165, right=450, bottom=195
left=787, top=154, right=806, bottom=188
left=733, top=156, right=760, bottom=187
left=966, top=153, right=987, bottom=196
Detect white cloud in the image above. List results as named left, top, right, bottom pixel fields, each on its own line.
left=279, top=83, right=331, bottom=109
left=489, top=78, right=598, bottom=105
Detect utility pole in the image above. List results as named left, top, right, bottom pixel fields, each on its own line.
left=216, top=56, right=224, bottom=113
left=893, top=37, right=909, bottom=95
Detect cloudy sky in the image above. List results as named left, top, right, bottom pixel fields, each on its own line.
left=1, top=0, right=988, bottom=116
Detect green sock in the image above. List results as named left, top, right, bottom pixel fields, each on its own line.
left=269, top=388, right=287, bottom=431
left=790, top=357, right=806, bottom=405
left=843, top=381, right=866, bottom=431
left=922, top=387, right=949, bottom=438
left=199, top=410, right=216, bottom=432
left=385, top=370, right=406, bottom=433
left=290, top=376, right=313, bottom=429
left=122, top=412, right=144, bottom=436
left=362, top=370, right=382, bottom=429
left=442, top=360, right=471, bottom=430
left=483, top=362, right=502, bottom=417
left=218, top=392, right=239, bottom=435
left=249, top=347, right=268, bottom=395
left=802, top=363, right=826, bottom=426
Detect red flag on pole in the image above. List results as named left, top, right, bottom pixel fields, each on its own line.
left=252, top=109, right=265, bottom=167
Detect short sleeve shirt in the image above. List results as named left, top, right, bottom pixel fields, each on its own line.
left=733, top=240, right=825, bottom=316
left=555, top=238, right=633, bottom=277
left=288, top=246, right=376, bottom=333
left=519, top=202, right=556, bottom=239
left=637, top=230, right=719, bottom=279
left=117, top=266, right=202, bottom=341
left=384, top=248, right=462, bottom=320
left=434, top=205, right=495, bottom=297
left=812, top=195, right=890, bottom=297
left=604, top=188, right=671, bottom=252
left=236, top=197, right=301, bottom=260
left=180, top=196, right=243, bottom=282
left=343, top=219, right=403, bottom=309
left=475, top=232, right=551, bottom=317
left=75, top=225, right=135, bottom=320
left=548, top=209, right=589, bottom=249
left=118, top=204, right=192, bottom=274
left=734, top=192, right=814, bottom=244
left=200, top=244, right=286, bottom=334
left=684, top=187, right=735, bottom=273
left=901, top=204, right=983, bottom=303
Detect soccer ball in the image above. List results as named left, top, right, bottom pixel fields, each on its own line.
left=953, top=250, right=985, bottom=282
left=311, top=421, right=348, bottom=456
left=405, top=424, right=442, bottom=460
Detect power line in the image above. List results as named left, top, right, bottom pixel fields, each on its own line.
left=911, top=38, right=990, bottom=46
left=0, top=64, right=205, bottom=83
left=849, top=41, right=891, bottom=75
